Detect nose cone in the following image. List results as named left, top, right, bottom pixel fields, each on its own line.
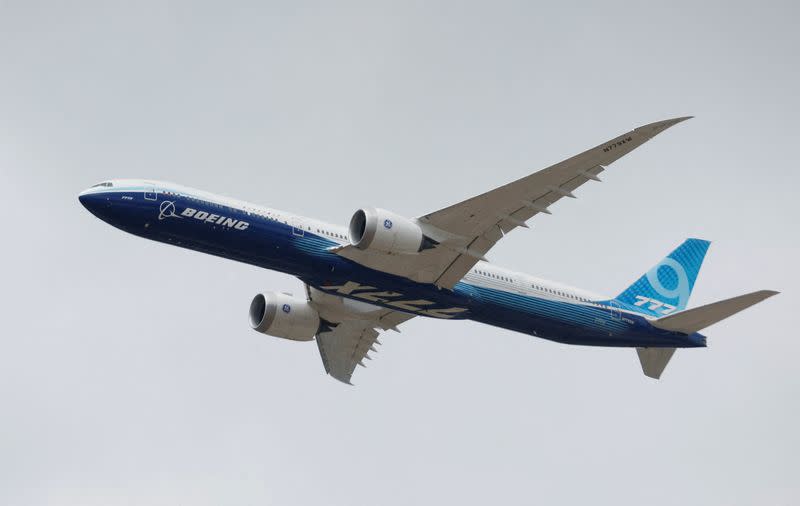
left=78, top=189, right=112, bottom=217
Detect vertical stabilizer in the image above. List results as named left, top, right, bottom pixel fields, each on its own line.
left=616, top=239, right=711, bottom=317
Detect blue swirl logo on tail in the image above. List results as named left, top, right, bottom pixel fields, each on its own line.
left=615, top=238, right=711, bottom=317
left=646, top=258, right=690, bottom=307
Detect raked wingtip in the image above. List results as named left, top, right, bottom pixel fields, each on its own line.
left=637, top=116, right=694, bottom=138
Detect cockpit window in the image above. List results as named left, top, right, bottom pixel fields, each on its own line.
left=91, top=182, right=113, bottom=188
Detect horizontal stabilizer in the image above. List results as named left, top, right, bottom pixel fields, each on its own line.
left=636, top=347, right=676, bottom=379
left=651, top=290, right=778, bottom=335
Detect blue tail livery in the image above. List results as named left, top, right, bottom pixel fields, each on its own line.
left=615, top=238, right=711, bottom=317
left=77, top=117, right=778, bottom=384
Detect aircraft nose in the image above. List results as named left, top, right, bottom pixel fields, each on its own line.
left=78, top=189, right=112, bottom=215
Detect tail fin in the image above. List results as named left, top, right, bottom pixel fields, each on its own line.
left=616, top=238, right=711, bottom=317
left=651, top=290, right=778, bottom=334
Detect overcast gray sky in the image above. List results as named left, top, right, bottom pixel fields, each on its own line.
left=2, top=1, right=798, bottom=505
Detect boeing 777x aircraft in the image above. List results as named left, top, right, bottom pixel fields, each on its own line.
left=79, top=117, right=777, bottom=383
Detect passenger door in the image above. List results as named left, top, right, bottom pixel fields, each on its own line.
left=290, top=216, right=305, bottom=237
left=609, top=300, right=621, bottom=320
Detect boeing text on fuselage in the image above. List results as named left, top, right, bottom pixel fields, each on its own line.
left=180, top=206, right=249, bottom=230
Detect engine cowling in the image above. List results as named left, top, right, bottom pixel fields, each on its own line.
left=348, top=207, right=435, bottom=254
left=249, top=292, right=320, bottom=341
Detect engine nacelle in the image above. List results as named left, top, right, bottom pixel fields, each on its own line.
left=249, top=292, right=320, bottom=341
left=348, top=207, right=435, bottom=254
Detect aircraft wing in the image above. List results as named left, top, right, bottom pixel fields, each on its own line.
left=306, top=285, right=414, bottom=384
left=334, top=117, right=692, bottom=288
left=418, top=117, right=693, bottom=287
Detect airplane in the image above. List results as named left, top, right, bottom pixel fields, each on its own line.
left=78, top=117, right=777, bottom=384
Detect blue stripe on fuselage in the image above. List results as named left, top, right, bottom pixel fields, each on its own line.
left=81, top=186, right=706, bottom=349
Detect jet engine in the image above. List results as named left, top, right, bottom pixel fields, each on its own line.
left=249, top=292, right=320, bottom=341
left=348, top=207, right=436, bottom=254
